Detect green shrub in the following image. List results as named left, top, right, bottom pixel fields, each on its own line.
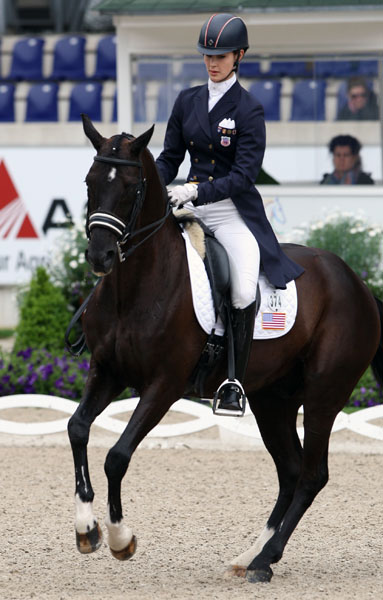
left=297, top=212, right=383, bottom=298
left=347, top=366, right=383, bottom=409
left=14, top=266, right=71, bottom=353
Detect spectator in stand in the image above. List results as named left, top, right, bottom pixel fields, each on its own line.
left=337, top=76, right=379, bottom=120
left=320, top=134, right=374, bottom=185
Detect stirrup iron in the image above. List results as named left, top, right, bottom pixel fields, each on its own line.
left=212, top=378, right=247, bottom=417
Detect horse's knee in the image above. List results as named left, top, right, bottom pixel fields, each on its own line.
left=68, top=413, right=90, bottom=446
left=104, top=447, right=131, bottom=483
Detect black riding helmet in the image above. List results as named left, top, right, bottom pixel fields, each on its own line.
left=197, top=13, right=249, bottom=55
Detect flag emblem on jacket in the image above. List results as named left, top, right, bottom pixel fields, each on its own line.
left=220, top=135, right=231, bottom=147
left=262, top=312, right=286, bottom=330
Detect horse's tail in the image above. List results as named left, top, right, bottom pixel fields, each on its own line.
left=371, top=296, right=383, bottom=386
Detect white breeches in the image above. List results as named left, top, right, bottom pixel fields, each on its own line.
left=186, top=198, right=260, bottom=309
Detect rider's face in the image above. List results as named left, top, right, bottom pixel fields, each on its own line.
left=203, top=50, right=244, bottom=83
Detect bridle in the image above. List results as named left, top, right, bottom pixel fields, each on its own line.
left=86, top=153, right=172, bottom=262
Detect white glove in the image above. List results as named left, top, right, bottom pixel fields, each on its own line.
left=167, top=183, right=198, bottom=207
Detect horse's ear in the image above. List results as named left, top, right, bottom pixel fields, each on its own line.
left=130, top=125, right=155, bottom=156
left=82, top=113, right=105, bottom=151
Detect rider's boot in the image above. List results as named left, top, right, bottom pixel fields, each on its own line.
left=216, top=300, right=257, bottom=414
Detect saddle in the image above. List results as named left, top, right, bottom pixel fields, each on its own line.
left=175, top=212, right=260, bottom=398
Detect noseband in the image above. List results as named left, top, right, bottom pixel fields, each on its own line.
left=86, top=153, right=171, bottom=262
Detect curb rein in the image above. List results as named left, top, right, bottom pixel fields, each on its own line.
left=65, top=153, right=172, bottom=356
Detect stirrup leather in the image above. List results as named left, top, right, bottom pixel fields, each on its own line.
left=212, top=378, right=247, bottom=417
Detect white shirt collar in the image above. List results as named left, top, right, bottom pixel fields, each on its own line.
left=208, top=73, right=237, bottom=98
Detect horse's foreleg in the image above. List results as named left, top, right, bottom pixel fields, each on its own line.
left=67, top=366, right=123, bottom=554
left=226, top=393, right=303, bottom=578
left=103, top=382, right=180, bottom=560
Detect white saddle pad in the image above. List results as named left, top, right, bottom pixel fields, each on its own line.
left=182, top=230, right=298, bottom=340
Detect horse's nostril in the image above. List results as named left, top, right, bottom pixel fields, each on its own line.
left=106, top=250, right=115, bottom=262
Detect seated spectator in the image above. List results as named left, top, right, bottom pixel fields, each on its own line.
left=337, top=76, right=379, bottom=120
left=320, top=134, right=374, bottom=185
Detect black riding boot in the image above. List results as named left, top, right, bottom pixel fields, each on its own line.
left=216, top=300, right=257, bottom=413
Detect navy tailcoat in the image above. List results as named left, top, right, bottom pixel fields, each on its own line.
left=156, top=80, right=304, bottom=288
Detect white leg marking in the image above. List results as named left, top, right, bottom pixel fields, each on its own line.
left=105, top=506, right=134, bottom=552
left=230, top=525, right=275, bottom=568
left=75, top=494, right=97, bottom=534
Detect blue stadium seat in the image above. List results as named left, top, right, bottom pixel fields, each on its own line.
left=112, top=83, right=147, bottom=123
left=266, top=61, right=312, bottom=78
left=25, top=83, right=58, bottom=122
left=356, top=60, right=378, bottom=77
left=238, top=61, right=261, bottom=78
left=69, top=82, right=102, bottom=121
left=290, top=80, right=326, bottom=121
left=50, top=36, right=86, bottom=81
left=249, top=81, right=281, bottom=121
left=137, top=62, right=171, bottom=81
left=156, top=82, right=188, bottom=122
left=180, top=62, right=207, bottom=81
left=0, top=84, right=15, bottom=121
left=8, top=37, right=45, bottom=81
left=314, top=61, right=354, bottom=78
left=93, top=35, right=116, bottom=80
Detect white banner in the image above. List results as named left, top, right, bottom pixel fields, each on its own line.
left=1, top=147, right=383, bottom=286
left=0, top=147, right=94, bottom=285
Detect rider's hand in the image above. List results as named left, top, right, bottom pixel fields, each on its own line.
left=167, top=183, right=198, bottom=207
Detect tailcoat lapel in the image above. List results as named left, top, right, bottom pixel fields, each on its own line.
left=193, top=85, right=211, bottom=142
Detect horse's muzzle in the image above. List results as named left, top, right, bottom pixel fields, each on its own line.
left=86, top=247, right=116, bottom=276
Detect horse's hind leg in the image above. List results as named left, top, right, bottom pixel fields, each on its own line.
left=227, top=391, right=303, bottom=578
left=245, top=375, right=349, bottom=583
left=67, top=362, right=124, bottom=554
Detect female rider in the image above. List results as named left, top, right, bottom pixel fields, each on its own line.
left=156, top=13, right=304, bottom=414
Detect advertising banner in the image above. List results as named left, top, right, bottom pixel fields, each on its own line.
left=0, top=147, right=94, bottom=285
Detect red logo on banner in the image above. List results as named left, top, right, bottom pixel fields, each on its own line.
left=0, top=160, right=39, bottom=239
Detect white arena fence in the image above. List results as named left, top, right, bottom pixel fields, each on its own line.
left=0, top=395, right=383, bottom=441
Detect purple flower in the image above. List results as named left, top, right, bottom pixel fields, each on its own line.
left=17, top=348, right=33, bottom=360
left=78, top=358, right=90, bottom=371
left=23, top=384, right=35, bottom=394
left=39, top=363, right=53, bottom=379
left=67, top=374, right=77, bottom=384
left=0, top=359, right=4, bottom=369
left=2, top=375, right=11, bottom=384
left=54, top=377, right=64, bottom=389
left=360, top=387, right=366, bottom=394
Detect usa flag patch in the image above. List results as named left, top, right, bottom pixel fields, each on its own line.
left=262, top=312, right=286, bottom=330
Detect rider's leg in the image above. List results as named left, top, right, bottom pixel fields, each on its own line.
left=183, top=200, right=260, bottom=411
left=212, top=205, right=260, bottom=411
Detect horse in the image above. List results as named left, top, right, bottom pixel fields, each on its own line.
left=67, top=114, right=383, bottom=584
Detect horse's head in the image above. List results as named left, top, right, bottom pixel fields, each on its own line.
left=82, top=114, right=154, bottom=276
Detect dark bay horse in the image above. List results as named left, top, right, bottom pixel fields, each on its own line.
left=67, top=114, right=383, bottom=584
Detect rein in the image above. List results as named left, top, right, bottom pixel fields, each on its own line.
left=87, top=154, right=172, bottom=262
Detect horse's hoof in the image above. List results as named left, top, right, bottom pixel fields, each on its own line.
left=246, top=566, right=273, bottom=583
left=110, top=535, right=137, bottom=561
left=223, top=565, right=247, bottom=579
left=76, top=522, right=103, bottom=554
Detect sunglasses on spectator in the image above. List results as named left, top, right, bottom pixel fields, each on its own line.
left=350, top=92, right=367, bottom=99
